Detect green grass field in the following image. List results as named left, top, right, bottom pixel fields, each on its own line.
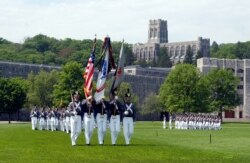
left=0, top=122, right=250, bottom=163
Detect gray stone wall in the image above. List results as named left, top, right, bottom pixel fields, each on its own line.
left=0, top=61, right=61, bottom=78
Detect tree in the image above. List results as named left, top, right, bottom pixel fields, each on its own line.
left=158, top=47, right=172, bottom=67
left=183, top=45, right=193, bottom=64
left=52, top=61, right=84, bottom=107
left=211, top=41, right=219, bottom=53
left=141, top=93, right=161, bottom=115
left=159, top=64, right=201, bottom=113
left=27, top=70, right=59, bottom=107
left=204, top=69, right=240, bottom=120
left=0, top=77, right=28, bottom=123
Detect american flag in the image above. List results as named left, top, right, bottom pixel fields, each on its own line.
left=83, top=38, right=96, bottom=98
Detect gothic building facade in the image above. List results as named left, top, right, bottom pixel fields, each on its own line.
left=197, top=58, right=250, bottom=119
left=133, top=19, right=210, bottom=64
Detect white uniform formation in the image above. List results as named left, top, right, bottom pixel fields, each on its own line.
left=164, top=113, right=221, bottom=130
left=30, top=93, right=136, bottom=146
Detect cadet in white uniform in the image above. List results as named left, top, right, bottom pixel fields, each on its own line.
left=94, top=97, right=108, bottom=145
left=82, top=96, right=95, bottom=145
left=122, top=91, right=136, bottom=145
left=68, top=92, right=83, bottom=146
left=108, top=92, right=122, bottom=145
left=30, top=107, right=38, bottom=130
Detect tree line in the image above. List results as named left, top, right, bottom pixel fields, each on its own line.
left=142, top=64, right=239, bottom=120
left=0, top=61, right=135, bottom=122
left=0, top=35, right=135, bottom=66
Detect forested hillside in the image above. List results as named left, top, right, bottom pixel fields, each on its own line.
left=0, top=34, right=134, bottom=66
left=211, top=41, right=250, bottom=59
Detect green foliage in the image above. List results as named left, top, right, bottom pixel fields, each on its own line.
left=0, top=77, right=27, bottom=114
left=159, top=64, right=240, bottom=114
left=0, top=35, right=133, bottom=66
left=159, top=64, right=201, bottom=113
left=204, top=69, right=240, bottom=115
left=141, top=93, right=161, bottom=114
left=52, top=61, right=84, bottom=107
left=158, top=47, right=172, bottom=67
left=27, top=70, right=59, bottom=107
left=211, top=41, right=250, bottom=59
left=183, top=45, right=193, bottom=64
left=211, top=41, right=219, bottom=53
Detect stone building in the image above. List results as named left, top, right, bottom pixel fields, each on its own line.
left=133, top=19, right=210, bottom=64
left=197, top=57, right=250, bottom=119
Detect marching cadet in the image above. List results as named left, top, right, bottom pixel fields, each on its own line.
left=122, top=90, right=136, bottom=145
left=60, top=108, right=66, bottom=132
left=50, top=108, right=56, bottom=131
left=94, top=97, right=108, bottom=145
left=169, top=113, right=173, bottom=130
left=68, top=91, right=83, bottom=146
left=82, top=96, right=95, bottom=145
left=30, top=106, right=38, bottom=130
left=65, top=107, right=71, bottom=133
left=108, top=91, right=122, bottom=146
left=39, top=108, right=46, bottom=130
left=46, top=108, right=51, bottom=130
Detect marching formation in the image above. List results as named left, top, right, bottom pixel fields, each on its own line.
left=163, top=113, right=221, bottom=130
left=30, top=36, right=136, bottom=146
left=30, top=91, right=136, bottom=146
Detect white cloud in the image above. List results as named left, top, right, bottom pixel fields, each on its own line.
left=0, top=0, right=250, bottom=44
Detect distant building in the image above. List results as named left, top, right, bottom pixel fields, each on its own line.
left=197, top=57, right=250, bottom=119
left=133, top=19, right=210, bottom=64
left=0, top=61, right=61, bottom=78
left=124, top=65, right=171, bottom=104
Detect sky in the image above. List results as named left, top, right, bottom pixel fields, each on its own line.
left=0, top=0, right=249, bottom=44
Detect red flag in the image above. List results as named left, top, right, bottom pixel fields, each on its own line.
left=83, top=38, right=96, bottom=98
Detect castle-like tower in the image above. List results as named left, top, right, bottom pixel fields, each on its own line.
left=148, top=19, right=168, bottom=44
left=133, top=19, right=210, bottom=64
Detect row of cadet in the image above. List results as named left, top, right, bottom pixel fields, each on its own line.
left=162, top=113, right=221, bottom=130
left=30, top=91, right=136, bottom=146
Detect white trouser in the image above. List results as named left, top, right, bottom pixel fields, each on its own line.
left=46, top=118, right=51, bottom=130
left=110, top=115, right=120, bottom=145
left=60, top=120, right=65, bottom=131
left=31, top=117, right=37, bottom=130
left=163, top=119, right=166, bottom=129
left=123, top=117, right=133, bottom=145
left=169, top=119, right=172, bottom=130
left=84, top=113, right=94, bottom=145
left=39, top=118, right=45, bottom=130
left=70, top=115, right=82, bottom=145
left=50, top=117, right=56, bottom=131
left=96, top=113, right=107, bottom=144
left=55, top=118, right=59, bottom=130
left=65, top=117, right=70, bottom=133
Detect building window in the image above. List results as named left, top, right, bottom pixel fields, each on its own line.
left=237, top=85, right=243, bottom=89
left=237, top=69, right=244, bottom=73
left=127, top=70, right=132, bottom=73
left=240, top=77, right=244, bottom=81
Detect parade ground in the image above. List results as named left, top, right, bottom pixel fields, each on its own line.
left=0, top=122, right=250, bottom=162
